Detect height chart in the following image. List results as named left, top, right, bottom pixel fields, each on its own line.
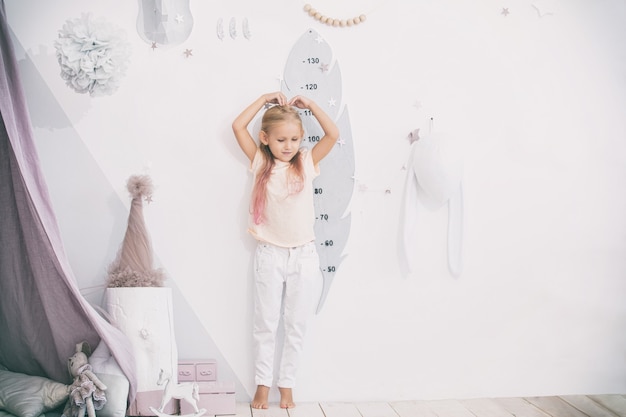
left=282, top=29, right=355, bottom=313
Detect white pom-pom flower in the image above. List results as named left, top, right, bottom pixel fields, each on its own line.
left=54, top=13, right=131, bottom=97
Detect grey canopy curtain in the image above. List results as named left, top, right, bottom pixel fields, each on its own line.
left=0, top=1, right=136, bottom=402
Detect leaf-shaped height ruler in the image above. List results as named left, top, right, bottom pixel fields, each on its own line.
left=282, top=29, right=355, bottom=313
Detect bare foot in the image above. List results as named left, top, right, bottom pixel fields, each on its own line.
left=279, top=387, right=296, bottom=409
left=252, top=385, right=270, bottom=409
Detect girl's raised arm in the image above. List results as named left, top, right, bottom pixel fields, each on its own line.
left=289, top=96, right=339, bottom=165
left=232, top=92, right=287, bottom=162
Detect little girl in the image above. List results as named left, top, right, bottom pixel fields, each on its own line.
left=232, top=92, right=339, bottom=409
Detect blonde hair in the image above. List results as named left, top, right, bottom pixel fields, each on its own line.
left=251, top=105, right=305, bottom=225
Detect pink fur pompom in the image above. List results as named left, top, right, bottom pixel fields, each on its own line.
left=126, top=174, right=153, bottom=201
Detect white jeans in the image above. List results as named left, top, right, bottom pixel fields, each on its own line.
left=253, top=241, right=319, bottom=388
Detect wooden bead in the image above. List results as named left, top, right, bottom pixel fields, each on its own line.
left=303, top=5, right=367, bottom=28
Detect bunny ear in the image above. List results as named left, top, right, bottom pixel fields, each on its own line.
left=77, top=341, right=92, bottom=356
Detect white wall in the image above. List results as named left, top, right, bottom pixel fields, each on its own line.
left=6, top=0, right=626, bottom=403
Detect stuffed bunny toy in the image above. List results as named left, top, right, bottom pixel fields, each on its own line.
left=62, top=342, right=107, bottom=417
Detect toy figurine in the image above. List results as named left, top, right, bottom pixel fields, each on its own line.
left=149, top=369, right=206, bottom=417
left=62, top=342, right=107, bottom=417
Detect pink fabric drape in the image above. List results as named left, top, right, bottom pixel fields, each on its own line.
left=0, top=0, right=136, bottom=403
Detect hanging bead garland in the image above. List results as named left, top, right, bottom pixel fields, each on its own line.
left=303, top=4, right=367, bottom=27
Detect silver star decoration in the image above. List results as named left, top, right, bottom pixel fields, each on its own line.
left=501, top=7, right=510, bottom=16
left=315, top=35, right=324, bottom=44
left=337, top=138, right=346, bottom=147
left=183, top=48, right=193, bottom=58
left=407, top=128, right=420, bottom=144
left=328, top=97, right=337, bottom=107
left=175, top=14, right=184, bottom=23
left=151, top=42, right=158, bottom=50
left=320, top=63, right=329, bottom=72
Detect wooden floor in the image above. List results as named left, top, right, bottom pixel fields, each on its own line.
left=221, top=394, right=626, bottom=417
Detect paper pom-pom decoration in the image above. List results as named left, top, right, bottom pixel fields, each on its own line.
left=54, top=14, right=131, bottom=97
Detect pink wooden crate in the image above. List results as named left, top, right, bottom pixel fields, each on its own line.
left=178, top=359, right=217, bottom=382
left=180, top=381, right=236, bottom=416
left=128, top=390, right=178, bottom=416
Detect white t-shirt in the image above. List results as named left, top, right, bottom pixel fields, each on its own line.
left=248, top=148, right=319, bottom=247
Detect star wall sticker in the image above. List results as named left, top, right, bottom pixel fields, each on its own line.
left=175, top=14, right=184, bottom=23
left=183, top=48, right=193, bottom=58
left=407, top=128, right=420, bottom=144
left=337, top=138, right=346, bottom=147
left=501, top=7, right=510, bottom=16
left=320, top=63, right=329, bottom=72
left=328, top=97, right=337, bottom=107
left=315, top=35, right=324, bottom=44
left=354, top=180, right=392, bottom=195
left=151, top=42, right=158, bottom=50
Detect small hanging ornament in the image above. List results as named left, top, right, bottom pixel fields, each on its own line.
left=216, top=18, right=224, bottom=40
left=229, top=17, right=237, bottom=39
left=303, top=4, right=367, bottom=27
left=242, top=17, right=252, bottom=40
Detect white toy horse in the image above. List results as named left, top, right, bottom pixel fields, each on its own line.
left=156, top=369, right=200, bottom=413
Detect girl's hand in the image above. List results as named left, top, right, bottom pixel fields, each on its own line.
left=263, top=91, right=287, bottom=106
left=289, top=95, right=313, bottom=109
